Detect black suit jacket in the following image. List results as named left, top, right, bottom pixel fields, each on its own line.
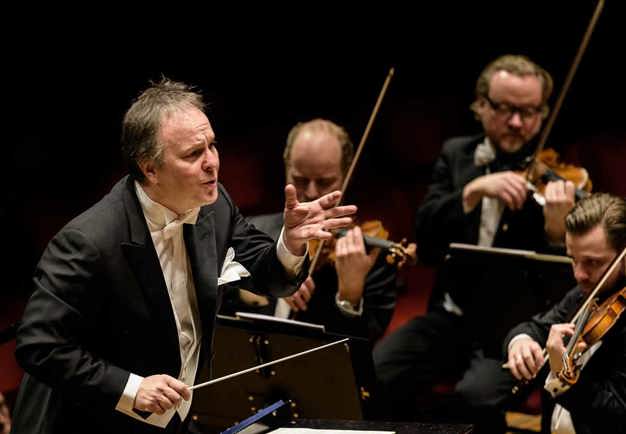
left=415, top=135, right=573, bottom=353
left=415, top=135, right=551, bottom=265
left=504, top=284, right=626, bottom=434
left=11, top=176, right=303, bottom=434
left=221, top=212, right=398, bottom=342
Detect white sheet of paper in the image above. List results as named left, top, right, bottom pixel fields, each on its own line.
left=267, top=429, right=394, bottom=434
left=235, top=311, right=326, bottom=331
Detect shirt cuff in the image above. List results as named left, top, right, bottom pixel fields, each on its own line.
left=544, top=370, right=571, bottom=397
left=277, top=227, right=306, bottom=276
left=335, top=292, right=364, bottom=317
left=115, top=373, right=144, bottom=415
left=507, top=333, right=533, bottom=352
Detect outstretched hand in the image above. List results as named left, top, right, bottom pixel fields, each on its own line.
left=282, top=184, right=357, bottom=255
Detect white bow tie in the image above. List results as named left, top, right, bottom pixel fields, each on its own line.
left=474, top=140, right=496, bottom=167
left=161, top=210, right=199, bottom=240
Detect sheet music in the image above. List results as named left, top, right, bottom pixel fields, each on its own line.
left=449, top=243, right=572, bottom=264
left=268, top=429, right=394, bottom=434
left=235, top=312, right=326, bottom=331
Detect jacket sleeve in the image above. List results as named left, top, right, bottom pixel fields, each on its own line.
left=15, top=227, right=129, bottom=410
left=415, top=140, right=479, bottom=265
left=502, top=288, right=578, bottom=357
left=361, top=257, right=399, bottom=341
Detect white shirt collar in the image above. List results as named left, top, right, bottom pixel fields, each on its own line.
left=134, top=181, right=200, bottom=229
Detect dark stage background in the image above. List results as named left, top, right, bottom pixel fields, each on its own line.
left=2, top=1, right=625, bottom=403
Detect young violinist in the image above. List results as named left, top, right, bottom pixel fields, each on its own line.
left=505, top=193, right=626, bottom=434
left=220, top=119, right=400, bottom=342
left=373, top=54, right=579, bottom=432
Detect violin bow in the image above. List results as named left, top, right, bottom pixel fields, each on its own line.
left=308, top=67, right=395, bottom=275
left=509, top=0, right=606, bottom=383
left=526, top=0, right=604, bottom=176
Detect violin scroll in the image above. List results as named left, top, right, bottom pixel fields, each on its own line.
left=383, top=238, right=417, bottom=268
left=356, top=220, right=417, bottom=268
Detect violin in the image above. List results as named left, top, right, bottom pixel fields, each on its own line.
left=523, top=148, right=592, bottom=204
left=510, top=245, right=626, bottom=395
left=553, top=245, right=626, bottom=385
left=307, top=220, right=418, bottom=271
left=558, top=286, right=626, bottom=385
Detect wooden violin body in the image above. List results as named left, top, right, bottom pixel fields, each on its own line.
left=307, top=219, right=417, bottom=271
left=525, top=148, right=592, bottom=201
left=559, top=287, right=626, bottom=384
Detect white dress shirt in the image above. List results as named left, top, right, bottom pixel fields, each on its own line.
left=473, top=138, right=505, bottom=247
left=115, top=182, right=304, bottom=427
left=115, top=182, right=202, bottom=427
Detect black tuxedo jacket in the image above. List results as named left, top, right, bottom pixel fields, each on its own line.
left=415, top=135, right=550, bottom=265
left=415, top=135, right=573, bottom=353
left=12, top=176, right=303, bottom=434
left=504, top=284, right=626, bottom=434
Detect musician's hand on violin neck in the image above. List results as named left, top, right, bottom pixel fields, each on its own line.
left=462, top=171, right=527, bottom=213
left=543, top=180, right=576, bottom=243
left=335, top=226, right=378, bottom=305
left=508, top=337, right=544, bottom=381
left=546, top=323, right=576, bottom=375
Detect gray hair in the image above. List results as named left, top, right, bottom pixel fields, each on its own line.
left=121, top=78, right=205, bottom=182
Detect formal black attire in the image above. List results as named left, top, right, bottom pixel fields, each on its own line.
left=11, top=177, right=304, bottom=434
left=504, top=282, right=626, bottom=434
left=373, top=135, right=573, bottom=430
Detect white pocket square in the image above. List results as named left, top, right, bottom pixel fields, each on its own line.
left=218, top=247, right=251, bottom=286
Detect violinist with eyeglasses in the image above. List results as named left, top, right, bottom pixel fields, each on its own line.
left=505, top=193, right=626, bottom=434
left=373, top=54, right=581, bottom=432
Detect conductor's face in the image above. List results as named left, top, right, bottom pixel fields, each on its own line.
left=566, top=224, right=623, bottom=295
left=141, top=106, right=220, bottom=214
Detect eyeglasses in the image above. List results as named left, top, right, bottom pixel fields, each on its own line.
left=483, top=95, right=545, bottom=120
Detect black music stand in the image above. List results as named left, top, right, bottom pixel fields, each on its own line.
left=441, top=243, right=576, bottom=356
left=190, top=314, right=377, bottom=434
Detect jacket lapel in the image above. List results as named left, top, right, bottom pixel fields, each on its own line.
left=184, top=210, right=218, bottom=341
left=460, top=138, right=485, bottom=244
left=119, top=178, right=180, bottom=366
